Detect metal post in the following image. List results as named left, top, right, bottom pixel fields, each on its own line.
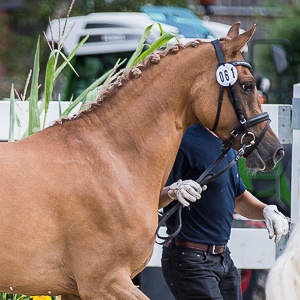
left=291, top=83, right=300, bottom=227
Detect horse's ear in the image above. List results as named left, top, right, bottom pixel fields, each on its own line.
left=226, top=22, right=242, bottom=38
left=226, top=24, right=256, bottom=54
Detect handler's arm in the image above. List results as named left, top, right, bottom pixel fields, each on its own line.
left=159, top=186, right=173, bottom=209
left=235, top=190, right=266, bottom=220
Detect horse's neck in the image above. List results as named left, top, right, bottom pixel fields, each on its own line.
left=49, top=44, right=208, bottom=184
left=87, top=45, right=209, bottom=148
left=81, top=76, right=186, bottom=182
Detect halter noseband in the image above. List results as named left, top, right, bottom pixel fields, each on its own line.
left=211, top=39, right=270, bottom=154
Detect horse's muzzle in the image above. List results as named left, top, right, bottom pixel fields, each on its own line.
left=245, top=145, right=284, bottom=172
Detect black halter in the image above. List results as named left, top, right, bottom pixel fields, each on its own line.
left=156, top=39, right=271, bottom=244
left=210, top=39, right=270, bottom=153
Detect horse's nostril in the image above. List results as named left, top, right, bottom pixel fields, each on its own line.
left=274, top=148, right=284, bottom=164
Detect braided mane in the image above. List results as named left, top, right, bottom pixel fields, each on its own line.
left=55, top=39, right=204, bottom=125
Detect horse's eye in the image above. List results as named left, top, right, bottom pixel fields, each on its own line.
left=241, top=83, right=253, bottom=92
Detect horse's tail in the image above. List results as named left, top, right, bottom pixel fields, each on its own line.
left=266, top=221, right=300, bottom=300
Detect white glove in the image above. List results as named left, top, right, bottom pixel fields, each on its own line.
left=263, top=205, right=289, bottom=243
left=167, top=179, right=207, bottom=207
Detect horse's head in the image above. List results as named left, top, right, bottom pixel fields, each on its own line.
left=193, top=22, right=283, bottom=172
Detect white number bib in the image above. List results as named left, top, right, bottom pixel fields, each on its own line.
left=216, top=63, right=238, bottom=86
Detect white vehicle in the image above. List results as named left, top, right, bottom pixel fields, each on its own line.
left=141, top=6, right=248, bottom=51
left=201, top=17, right=232, bottom=38
left=46, top=12, right=180, bottom=56
left=45, top=12, right=181, bottom=100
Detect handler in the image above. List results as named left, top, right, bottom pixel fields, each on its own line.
left=159, top=124, right=289, bottom=300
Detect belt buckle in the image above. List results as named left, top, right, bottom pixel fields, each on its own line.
left=211, top=245, right=217, bottom=254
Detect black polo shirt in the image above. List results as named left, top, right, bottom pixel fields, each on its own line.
left=165, top=124, right=246, bottom=245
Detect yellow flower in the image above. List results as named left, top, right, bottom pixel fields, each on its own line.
left=31, top=296, right=52, bottom=300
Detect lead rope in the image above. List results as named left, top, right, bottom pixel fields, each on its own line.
left=155, top=142, right=246, bottom=245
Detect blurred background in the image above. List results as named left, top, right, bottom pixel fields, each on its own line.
left=0, top=0, right=298, bottom=100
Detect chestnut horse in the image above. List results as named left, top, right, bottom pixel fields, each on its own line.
left=0, top=23, right=282, bottom=299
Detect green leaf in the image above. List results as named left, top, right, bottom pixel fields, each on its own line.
left=60, top=59, right=125, bottom=118
left=8, top=84, right=15, bottom=142
left=28, top=36, right=41, bottom=136
left=58, top=94, right=62, bottom=116
left=136, top=32, right=179, bottom=63
left=56, top=50, right=79, bottom=77
left=60, top=72, right=110, bottom=118
left=79, top=86, right=101, bottom=112
left=125, top=25, right=179, bottom=69
left=54, top=35, right=89, bottom=80
left=125, top=24, right=153, bottom=70
left=15, top=114, right=21, bottom=128
left=43, top=50, right=56, bottom=128
left=158, top=23, right=164, bottom=35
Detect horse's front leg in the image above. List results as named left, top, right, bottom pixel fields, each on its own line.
left=76, top=273, right=149, bottom=300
